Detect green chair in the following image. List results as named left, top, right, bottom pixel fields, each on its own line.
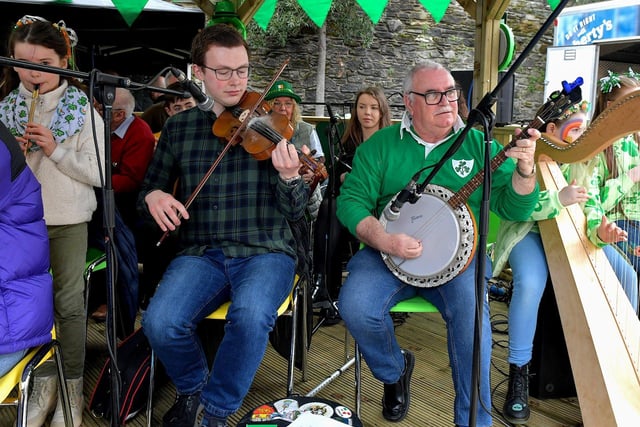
left=353, top=295, right=438, bottom=417
left=83, top=247, right=107, bottom=316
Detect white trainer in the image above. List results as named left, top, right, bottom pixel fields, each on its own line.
left=26, top=374, right=58, bottom=427
left=50, top=377, right=83, bottom=427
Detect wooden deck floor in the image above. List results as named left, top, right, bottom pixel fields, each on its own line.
left=1, top=298, right=583, bottom=427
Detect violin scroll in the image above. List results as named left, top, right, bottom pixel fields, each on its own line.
left=299, top=153, right=328, bottom=192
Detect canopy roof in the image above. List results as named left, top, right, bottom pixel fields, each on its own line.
left=0, top=0, right=205, bottom=75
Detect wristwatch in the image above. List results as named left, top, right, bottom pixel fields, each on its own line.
left=281, top=175, right=301, bottom=185
left=515, top=164, right=536, bottom=178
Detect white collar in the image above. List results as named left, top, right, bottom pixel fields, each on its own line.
left=113, top=115, right=135, bottom=139
left=399, top=111, right=465, bottom=146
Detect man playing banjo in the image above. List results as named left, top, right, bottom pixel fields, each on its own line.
left=336, top=60, right=540, bottom=426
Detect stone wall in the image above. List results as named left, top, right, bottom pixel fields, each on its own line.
left=250, top=0, right=556, bottom=124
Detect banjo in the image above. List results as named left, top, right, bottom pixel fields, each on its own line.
left=380, top=81, right=583, bottom=287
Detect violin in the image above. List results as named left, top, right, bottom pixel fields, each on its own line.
left=213, top=91, right=328, bottom=192
left=156, top=58, right=324, bottom=247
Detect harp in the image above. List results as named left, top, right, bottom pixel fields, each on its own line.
left=534, top=90, right=640, bottom=424
left=536, top=88, right=640, bottom=163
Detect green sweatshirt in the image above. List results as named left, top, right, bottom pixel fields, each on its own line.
left=337, top=121, right=540, bottom=240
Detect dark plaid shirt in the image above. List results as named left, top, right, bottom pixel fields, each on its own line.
left=138, top=107, right=309, bottom=259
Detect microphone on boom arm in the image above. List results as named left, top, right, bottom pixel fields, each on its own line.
left=170, top=67, right=215, bottom=112
left=382, top=171, right=422, bottom=222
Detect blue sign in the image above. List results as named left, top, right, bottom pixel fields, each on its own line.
left=555, top=4, right=640, bottom=46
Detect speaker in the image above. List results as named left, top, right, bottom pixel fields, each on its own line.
left=529, top=279, right=577, bottom=399
left=450, top=70, right=514, bottom=124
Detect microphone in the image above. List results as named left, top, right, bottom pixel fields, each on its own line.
left=382, top=173, right=421, bottom=222
left=326, top=103, right=338, bottom=124
left=170, top=67, right=215, bottom=112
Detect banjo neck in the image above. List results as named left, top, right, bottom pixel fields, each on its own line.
left=447, top=116, right=547, bottom=209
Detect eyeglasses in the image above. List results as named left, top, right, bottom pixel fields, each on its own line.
left=409, top=89, right=460, bottom=105
left=272, top=101, right=295, bottom=109
left=200, top=64, right=250, bottom=81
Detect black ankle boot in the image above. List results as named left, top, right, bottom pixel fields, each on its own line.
left=202, top=415, right=228, bottom=427
left=163, top=392, right=202, bottom=427
left=382, top=349, right=415, bottom=422
left=503, top=363, right=530, bottom=424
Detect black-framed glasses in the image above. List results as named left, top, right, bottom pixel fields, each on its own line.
left=200, top=64, right=250, bottom=81
left=409, top=88, right=460, bottom=105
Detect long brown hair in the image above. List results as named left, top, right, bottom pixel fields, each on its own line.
left=340, top=86, right=391, bottom=153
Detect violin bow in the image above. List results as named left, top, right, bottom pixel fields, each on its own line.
left=157, top=58, right=291, bottom=246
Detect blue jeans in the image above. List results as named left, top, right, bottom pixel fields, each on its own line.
left=338, top=247, right=492, bottom=427
left=603, top=243, right=639, bottom=314
left=0, top=349, right=28, bottom=377
left=507, top=232, right=548, bottom=366
left=615, top=219, right=640, bottom=279
left=142, top=249, right=295, bottom=419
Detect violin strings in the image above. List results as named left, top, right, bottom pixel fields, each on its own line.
left=249, top=119, right=317, bottom=170
left=249, top=120, right=281, bottom=144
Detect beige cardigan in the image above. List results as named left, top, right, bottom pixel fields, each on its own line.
left=23, top=81, right=105, bottom=225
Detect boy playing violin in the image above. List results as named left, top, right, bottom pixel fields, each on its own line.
left=138, top=24, right=310, bottom=427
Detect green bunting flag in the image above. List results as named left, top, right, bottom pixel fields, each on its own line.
left=253, top=0, right=277, bottom=30
left=355, top=0, right=388, bottom=25
left=547, top=0, right=562, bottom=10
left=111, top=0, right=149, bottom=27
left=419, top=0, right=449, bottom=24
left=253, top=0, right=563, bottom=29
left=298, top=0, right=332, bottom=28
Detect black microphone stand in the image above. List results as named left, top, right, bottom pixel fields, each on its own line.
left=0, top=56, right=185, bottom=427
left=390, top=1, right=572, bottom=425
left=311, top=104, right=342, bottom=329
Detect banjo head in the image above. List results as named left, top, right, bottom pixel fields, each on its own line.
left=380, top=185, right=476, bottom=287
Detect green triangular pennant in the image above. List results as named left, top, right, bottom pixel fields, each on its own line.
left=547, top=0, right=561, bottom=10
left=298, top=0, right=332, bottom=28
left=111, top=0, right=148, bottom=27
left=418, top=0, right=450, bottom=24
left=254, top=0, right=277, bottom=30
left=355, top=0, right=388, bottom=24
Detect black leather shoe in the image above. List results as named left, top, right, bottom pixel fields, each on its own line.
left=163, top=392, right=202, bottom=427
left=382, top=349, right=415, bottom=422
left=202, top=416, right=228, bottom=427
